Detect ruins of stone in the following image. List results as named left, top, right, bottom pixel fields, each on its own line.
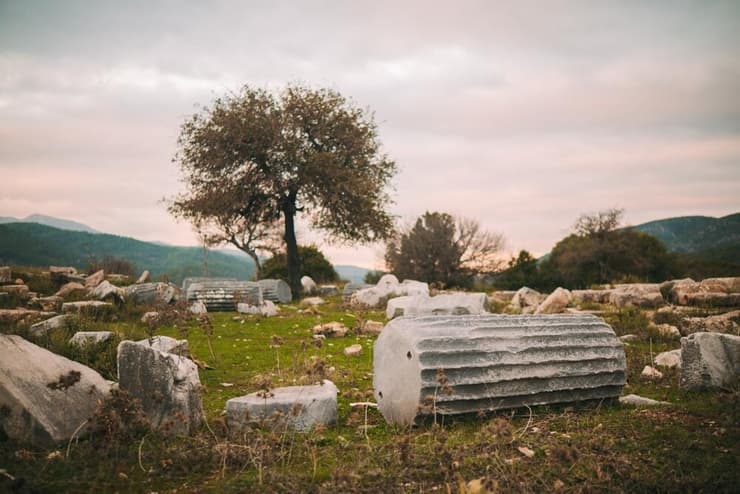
left=535, top=287, right=573, bottom=314
left=61, top=300, right=114, bottom=314
left=117, top=339, right=203, bottom=435
left=84, top=269, right=105, bottom=289
left=257, top=278, right=292, bottom=303
left=125, top=282, right=180, bottom=305
left=237, top=300, right=279, bottom=317
left=226, top=380, right=338, bottom=432
left=313, top=321, right=348, bottom=338
left=619, top=394, right=670, bottom=407
left=0, top=266, right=11, bottom=284
left=373, top=314, right=626, bottom=425
left=609, top=283, right=664, bottom=308
left=509, top=287, right=545, bottom=311
left=28, top=295, right=62, bottom=312
left=89, top=280, right=124, bottom=302
left=69, top=331, right=115, bottom=346
left=185, top=278, right=262, bottom=311
left=654, top=349, right=681, bottom=368
left=386, top=292, right=490, bottom=319
left=342, top=282, right=372, bottom=301
left=301, top=275, right=317, bottom=294
left=0, top=334, right=111, bottom=445
left=55, top=282, right=86, bottom=298
left=350, top=275, right=429, bottom=308
left=680, top=332, right=740, bottom=391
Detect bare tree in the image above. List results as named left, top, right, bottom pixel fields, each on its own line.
left=574, top=208, right=624, bottom=237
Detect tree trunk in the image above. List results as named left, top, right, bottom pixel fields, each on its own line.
left=282, top=192, right=301, bottom=300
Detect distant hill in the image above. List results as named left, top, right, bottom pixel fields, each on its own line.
left=0, top=223, right=255, bottom=284
left=0, top=214, right=100, bottom=234
left=630, top=213, right=740, bottom=265
left=335, top=265, right=371, bottom=284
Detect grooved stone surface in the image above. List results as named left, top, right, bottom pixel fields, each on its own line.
left=185, top=279, right=262, bottom=311
left=373, top=314, right=626, bottom=425
left=680, top=332, right=740, bottom=391
left=257, top=279, right=292, bottom=303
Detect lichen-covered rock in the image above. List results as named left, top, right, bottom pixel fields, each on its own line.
left=680, top=333, right=740, bottom=391
left=136, top=335, right=189, bottom=356
left=535, top=287, right=573, bottom=314
left=609, top=284, right=664, bottom=308
left=226, top=380, right=338, bottom=432
left=386, top=292, right=489, bottom=320
left=0, top=334, right=111, bottom=445
left=70, top=331, right=115, bottom=346
left=683, top=310, right=740, bottom=335
left=117, top=340, right=203, bottom=435
left=374, top=314, right=626, bottom=425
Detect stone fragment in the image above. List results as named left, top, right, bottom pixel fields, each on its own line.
left=140, top=311, right=160, bottom=325
left=361, top=320, right=385, bottom=335
left=686, top=292, right=740, bottom=307
left=651, top=323, right=681, bottom=338
left=0, top=309, right=52, bottom=327
left=0, top=334, right=111, bottom=445
left=28, top=296, right=62, bottom=312
left=226, top=380, right=338, bottom=432
left=125, top=282, right=180, bottom=305
left=54, top=282, right=86, bottom=298
left=343, top=283, right=372, bottom=302
left=509, top=287, right=544, bottom=310
left=185, top=278, right=261, bottom=311
left=257, top=279, right=292, bottom=303
left=680, top=332, right=740, bottom=391
left=0, top=284, right=30, bottom=298
left=136, top=270, right=150, bottom=284
left=609, top=284, right=664, bottom=308
left=49, top=266, right=78, bottom=283
left=0, top=266, right=10, bottom=283
left=619, top=394, right=670, bottom=407
left=117, top=340, right=203, bottom=435
left=84, top=270, right=105, bottom=289
left=350, top=276, right=429, bottom=308
left=654, top=349, right=681, bottom=368
left=189, top=300, right=208, bottom=314
left=300, top=297, right=325, bottom=307
left=62, top=300, right=114, bottom=315
left=344, top=344, right=362, bottom=357
left=89, top=280, right=124, bottom=302
left=318, top=285, right=339, bottom=296
left=29, top=315, right=73, bottom=337
left=313, top=322, right=348, bottom=338
left=619, top=334, right=638, bottom=342
left=301, top=276, right=317, bottom=294
left=69, top=331, right=115, bottom=346
left=683, top=310, right=740, bottom=335
left=535, top=287, right=573, bottom=314
left=136, top=335, right=189, bottom=356
left=237, top=301, right=279, bottom=317
left=572, top=289, right=612, bottom=305
left=386, top=292, right=490, bottom=320
left=374, top=314, right=626, bottom=425
left=641, top=366, right=664, bottom=379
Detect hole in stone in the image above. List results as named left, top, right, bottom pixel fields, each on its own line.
left=406, top=351, right=412, bottom=360
left=378, top=391, right=383, bottom=399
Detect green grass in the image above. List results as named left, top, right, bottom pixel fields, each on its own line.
left=1, top=299, right=739, bottom=493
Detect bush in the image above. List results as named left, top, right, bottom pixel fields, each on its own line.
left=261, top=245, right=338, bottom=283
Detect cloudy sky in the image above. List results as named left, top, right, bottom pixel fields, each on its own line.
left=1, top=1, right=739, bottom=269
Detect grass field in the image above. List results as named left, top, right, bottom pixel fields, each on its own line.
left=1, top=298, right=738, bottom=493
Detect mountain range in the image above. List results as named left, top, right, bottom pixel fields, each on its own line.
left=0, top=213, right=736, bottom=284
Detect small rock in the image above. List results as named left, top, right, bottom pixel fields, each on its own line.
left=619, top=334, right=638, bottom=342
left=29, top=315, right=73, bottom=337
left=312, top=322, right=348, bottom=338
left=509, top=287, right=544, bottom=310
left=300, top=296, right=325, bottom=307
left=361, top=320, right=384, bottom=335
left=61, top=301, right=114, bottom=315
left=136, top=270, right=150, bottom=284
left=54, top=282, right=86, bottom=298
left=641, top=365, right=664, bottom=380
left=189, top=300, right=208, bottom=315
left=654, top=349, right=681, bottom=368
left=651, top=323, right=680, bottom=338
left=140, top=311, right=160, bottom=325
left=344, top=344, right=362, bottom=357
left=619, top=394, right=671, bottom=407
left=517, top=446, right=535, bottom=458
left=28, top=296, right=63, bottom=312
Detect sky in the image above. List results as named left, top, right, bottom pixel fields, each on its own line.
left=1, top=1, right=739, bottom=269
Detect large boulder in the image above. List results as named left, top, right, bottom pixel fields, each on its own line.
left=509, top=287, right=544, bottom=310
left=117, top=340, right=203, bottom=435
left=609, top=284, right=664, bottom=308
left=0, top=334, right=111, bottom=445
left=535, top=287, right=573, bottom=314
left=226, top=380, right=338, bottom=432
left=680, top=332, right=740, bottom=391
left=386, top=292, right=490, bottom=320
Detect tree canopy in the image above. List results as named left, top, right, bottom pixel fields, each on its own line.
left=385, top=212, right=505, bottom=288
left=169, top=84, right=396, bottom=296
